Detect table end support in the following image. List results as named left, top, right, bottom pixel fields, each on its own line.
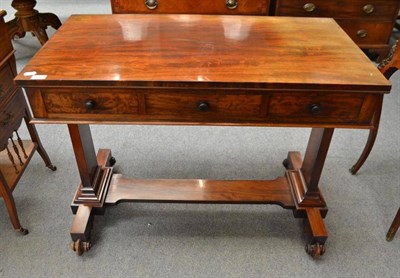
left=70, top=205, right=93, bottom=256
left=70, top=148, right=115, bottom=255
left=304, top=207, right=328, bottom=258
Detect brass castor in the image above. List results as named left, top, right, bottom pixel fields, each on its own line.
left=71, top=239, right=91, bottom=256
left=305, top=242, right=326, bottom=258
left=47, top=164, right=57, bottom=171
left=16, top=227, right=29, bottom=235
left=282, top=158, right=289, bottom=169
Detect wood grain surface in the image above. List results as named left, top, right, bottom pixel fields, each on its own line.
left=15, top=15, right=390, bottom=92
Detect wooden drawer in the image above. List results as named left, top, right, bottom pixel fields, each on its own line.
left=111, top=0, right=270, bottom=15
left=0, top=63, right=16, bottom=103
left=41, top=88, right=140, bottom=115
left=275, top=0, right=400, bottom=20
left=0, top=92, right=25, bottom=146
left=336, top=20, right=393, bottom=45
left=145, top=91, right=375, bottom=125
left=266, top=92, right=375, bottom=124
left=145, top=91, right=265, bottom=120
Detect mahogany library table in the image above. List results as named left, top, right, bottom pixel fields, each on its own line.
left=15, top=14, right=391, bottom=258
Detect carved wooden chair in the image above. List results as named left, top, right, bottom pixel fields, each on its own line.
left=348, top=40, right=399, bottom=241
left=350, top=40, right=400, bottom=175
left=384, top=48, right=399, bottom=240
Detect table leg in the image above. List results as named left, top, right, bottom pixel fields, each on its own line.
left=6, top=0, right=61, bottom=45
left=68, top=124, right=114, bottom=255
left=285, top=128, right=334, bottom=258
left=70, top=205, right=93, bottom=256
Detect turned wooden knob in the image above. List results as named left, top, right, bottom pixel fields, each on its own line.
left=85, top=100, right=96, bottom=109
left=310, top=104, right=321, bottom=114
left=197, top=101, right=210, bottom=112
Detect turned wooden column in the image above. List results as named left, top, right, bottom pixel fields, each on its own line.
left=6, top=0, right=61, bottom=45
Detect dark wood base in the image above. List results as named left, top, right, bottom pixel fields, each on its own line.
left=70, top=149, right=328, bottom=258
left=6, top=0, right=61, bottom=45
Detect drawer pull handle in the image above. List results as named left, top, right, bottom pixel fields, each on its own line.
left=145, top=0, right=158, bottom=10
left=1, top=112, right=13, bottom=126
left=226, top=0, right=238, bottom=10
left=310, top=104, right=321, bottom=115
left=85, top=100, right=96, bottom=110
left=303, top=3, right=316, bottom=12
left=362, top=4, right=374, bottom=14
left=197, top=101, right=210, bottom=112
left=357, top=29, right=368, bottom=38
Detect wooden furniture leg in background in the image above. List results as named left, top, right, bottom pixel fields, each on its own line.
left=349, top=96, right=383, bottom=175
left=350, top=40, right=399, bottom=175
left=0, top=170, right=28, bottom=235
left=386, top=208, right=400, bottom=241
left=24, top=116, right=56, bottom=171
left=0, top=131, right=55, bottom=235
left=6, top=0, right=61, bottom=45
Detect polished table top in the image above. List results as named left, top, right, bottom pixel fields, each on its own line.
left=15, top=14, right=390, bottom=92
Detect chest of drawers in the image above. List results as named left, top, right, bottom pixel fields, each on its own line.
left=110, top=0, right=400, bottom=59
left=111, top=0, right=270, bottom=15
left=274, top=0, right=400, bottom=58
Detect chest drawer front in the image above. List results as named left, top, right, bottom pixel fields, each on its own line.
left=111, top=0, right=269, bottom=15
left=0, top=63, right=16, bottom=103
left=145, top=92, right=265, bottom=120
left=42, top=88, right=140, bottom=115
left=0, top=92, right=25, bottom=145
left=267, top=93, right=373, bottom=124
left=275, top=0, right=399, bottom=20
left=336, top=20, right=393, bottom=45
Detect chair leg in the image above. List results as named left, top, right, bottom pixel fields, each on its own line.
left=386, top=208, right=400, bottom=241
left=0, top=174, right=29, bottom=235
left=349, top=128, right=379, bottom=175
left=24, top=117, right=57, bottom=171
left=350, top=99, right=382, bottom=175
